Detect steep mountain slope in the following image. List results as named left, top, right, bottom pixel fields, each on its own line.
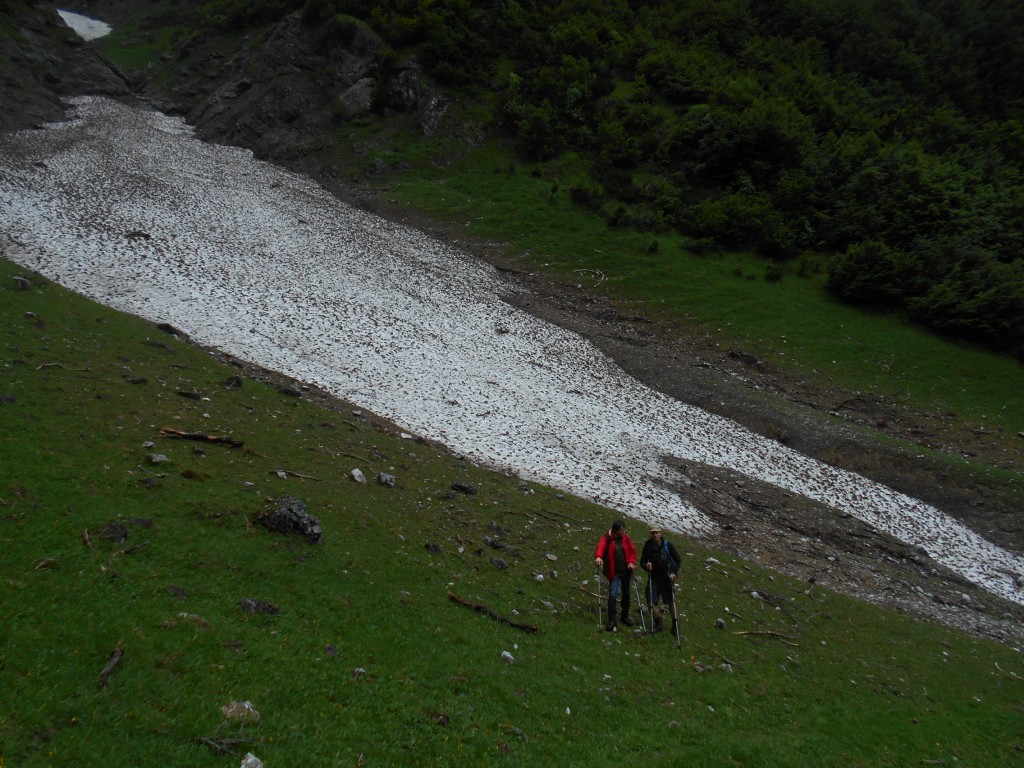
left=0, top=1, right=128, bottom=130
left=2, top=2, right=1021, bottom=643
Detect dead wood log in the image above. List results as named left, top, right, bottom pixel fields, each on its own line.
left=693, top=643, right=743, bottom=667
left=98, top=642, right=124, bottom=688
left=159, top=428, right=243, bottom=448
left=734, top=630, right=800, bottom=646
left=269, top=468, right=322, bottom=481
left=195, top=736, right=257, bottom=754
left=536, top=506, right=582, bottom=523
left=448, top=592, right=538, bottom=633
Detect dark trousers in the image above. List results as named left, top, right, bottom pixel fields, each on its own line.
left=607, top=574, right=631, bottom=619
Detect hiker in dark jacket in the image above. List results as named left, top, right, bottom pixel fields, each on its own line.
left=640, top=526, right=681, bottom=635
left=594, top=520, right=637, bottom=631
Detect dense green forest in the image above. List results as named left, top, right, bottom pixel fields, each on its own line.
left=143, top=0, right=1024, bottom=358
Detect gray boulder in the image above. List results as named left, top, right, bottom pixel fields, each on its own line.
left=256, top=495, right=323, bottom=543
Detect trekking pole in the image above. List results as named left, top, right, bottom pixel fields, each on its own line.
left=647, top=576, right=656, bottom=635
left=633, top=576, right=647, bottom=633
left=671, top=580, right=681, bottom=649
left=596, top=568, right=603, bottom=630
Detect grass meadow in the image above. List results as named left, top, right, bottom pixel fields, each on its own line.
left=2, top=259, right=1022, bottom=768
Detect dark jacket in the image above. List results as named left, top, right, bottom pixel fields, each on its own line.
left=594, top=531, right=636, bottom=582
left=640, top=537, right=681, bottom=580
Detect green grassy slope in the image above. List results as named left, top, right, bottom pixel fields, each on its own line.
left=2, top=262, right=1023, bottom=767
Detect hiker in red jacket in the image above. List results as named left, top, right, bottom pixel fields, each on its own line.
left=594, top=520, right=637, bottom=631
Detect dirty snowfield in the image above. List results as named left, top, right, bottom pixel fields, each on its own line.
left=56, top=9, right=111, bottom=41
left=1, top=97, right=1021, bottom=606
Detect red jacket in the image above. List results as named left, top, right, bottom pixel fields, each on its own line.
left=594, top=531, right=636, bottom=581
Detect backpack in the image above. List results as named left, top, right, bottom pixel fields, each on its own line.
left=662, top=539, right=678, bottom=572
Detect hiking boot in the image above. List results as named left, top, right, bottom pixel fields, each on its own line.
left=606, top=619, right=617, bottom=632
left=671, top=619, right=678, bottom=636
left=621, top=614, right=635, bottom=627
left=652, top=615, right=663, bottom=633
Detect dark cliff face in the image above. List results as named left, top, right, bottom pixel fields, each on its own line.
left=0, top=2, right=130, bottom=132
left=140, top=12, right=388, bottom=162
left=6, top=2, right=452, bottom=179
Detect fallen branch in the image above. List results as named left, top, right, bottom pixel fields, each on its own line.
left=339, top=450, right=372, bottom=463
left=576, top=585, right=601, bottom=600
left=995, top=662, right=1021, bottom=680
left=531, top=510, right=566, bottom=525
left=269, top=469, right=322, bottom=481
left=98, top=642, right=124, bottom=688
left=195, top=736, right=258, bottom=755
left=159, top=428, right=243, bottom=448
left=693, top=643, right=743, bottom=668
left=734, top=630, right=800, bottom=646
left=537, top=506, right=582, bottom=523
left=448, top=592, right=538, bottom=633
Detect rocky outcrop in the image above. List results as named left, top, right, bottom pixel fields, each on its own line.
left=138, top=12, right=450, bottom=161
left=0, top=2, right=130, bottom=132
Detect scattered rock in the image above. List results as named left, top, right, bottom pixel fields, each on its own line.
left=239, top=598, right=280, bottom=615
left=12, top=275, right=31, bottom=290
left=490, top=557, right=508, bottom=570
left=378, top=472, right=396, bottom=487
left=501, top=650, right=515, bottom=664
left=451, top=482, right=477, bottom=495
left=147, top=453, right=170, bottom=465
left=99, top=522, right=129, bottom=543
left=220, top=700, right=260, bottom=722
left=424, top=708, right=450, bottom=727
left=255, top=495, right=323, bottom=543
left=425, top=542, right=442, bottom=554
left=350, top=468, right=367, bottom=483
left=155, top=321, right=188, bottom=340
